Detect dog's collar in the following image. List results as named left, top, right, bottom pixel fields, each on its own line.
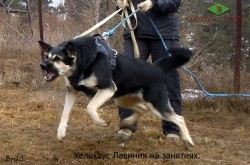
left=94, top=36, right=117, bottom=70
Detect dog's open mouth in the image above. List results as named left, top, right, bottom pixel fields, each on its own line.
left=44, top=71, right=58, bottom=81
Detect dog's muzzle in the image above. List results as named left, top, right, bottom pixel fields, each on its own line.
left=40, top=62, right=59, bottom=82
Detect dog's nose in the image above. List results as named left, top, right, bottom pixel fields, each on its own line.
left=40, top=63, right=47, bottom=70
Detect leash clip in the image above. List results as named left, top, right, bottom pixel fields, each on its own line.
left=112, top=49, right=118, bottom=55
left=101, top=32, right=109, bottom=40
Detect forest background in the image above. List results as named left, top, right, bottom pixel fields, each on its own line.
left=0, top=0, right=249, bottom=94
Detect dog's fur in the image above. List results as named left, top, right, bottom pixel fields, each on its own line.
left=38, top=36, right=194, bottom=148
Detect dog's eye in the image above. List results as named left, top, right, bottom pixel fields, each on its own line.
left=53, top=56, right=61, bottom=61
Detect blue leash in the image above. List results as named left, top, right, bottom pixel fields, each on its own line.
left=102, top=8, right=140, bottom=39
left=104, top=8, right=250, bottom=97
left=148, top=16, right=250, bottom=97
left=181, top=67, right=250, bottom=97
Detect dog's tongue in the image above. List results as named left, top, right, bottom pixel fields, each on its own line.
left=44, top=71, right=55, bottom=81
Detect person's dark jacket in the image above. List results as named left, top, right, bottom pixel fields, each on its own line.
left=123, top=0, right=181, bottom=40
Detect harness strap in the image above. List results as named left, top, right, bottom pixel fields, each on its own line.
left=94, top=36, right=117, bottom=70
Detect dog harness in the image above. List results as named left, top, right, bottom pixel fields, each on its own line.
left=94, top=36, right=117, bottom=70
left=68, top=36, right=117, bottom=89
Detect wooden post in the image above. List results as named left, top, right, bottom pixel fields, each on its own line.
left=26, top=0, right=33, bottom=35
left=38, top=0, right=44, bottom=59
left=234, top=0, right=242, bottom=93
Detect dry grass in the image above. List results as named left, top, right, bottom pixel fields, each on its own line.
left=0, top=4, right=250, bottom=165
left=0, top=88, right=249, bottom=165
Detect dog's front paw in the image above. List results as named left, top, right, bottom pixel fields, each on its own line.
left=184, top=139, right=195, bottom=150
left=57, top=126, right=67, bottom=140
left=93, top=118, right=107, bottom=126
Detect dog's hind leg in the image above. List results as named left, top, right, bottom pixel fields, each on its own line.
left=166, top=112, right=194, bottom=149
left=147, top=101, right=194, bottom=149
left=115, top=95, right=149, bottom=128
left=57, top=86, right=78, bottom=140
left=143, top=85, right=194, bottom=148
left=86, top=82, right=117, bottom=126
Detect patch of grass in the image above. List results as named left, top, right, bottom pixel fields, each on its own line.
left=0, top=89, right=249, bottom=164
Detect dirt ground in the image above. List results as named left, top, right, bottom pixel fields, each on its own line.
left=0, top=88, right=249, bottom=165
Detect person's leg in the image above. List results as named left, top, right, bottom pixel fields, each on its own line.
left=123, top=38, right=150, bottom=60
left=118, top=38, right=150, bottom=133
left=162, top=68, right=182, bottom=135
left=150, top=39, right=182, bottom=136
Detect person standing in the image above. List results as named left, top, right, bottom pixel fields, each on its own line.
left=116, top=0, right=183, bottom=142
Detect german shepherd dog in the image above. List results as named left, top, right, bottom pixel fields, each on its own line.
left=39, top=36, right=194, bottom=148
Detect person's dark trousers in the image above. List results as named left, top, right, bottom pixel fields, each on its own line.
left=118, top=37, right=182, bottom=135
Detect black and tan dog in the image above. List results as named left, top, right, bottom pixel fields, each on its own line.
left=38, top=36, right=194, bottom=148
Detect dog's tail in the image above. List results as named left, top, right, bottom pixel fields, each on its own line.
left=154, top=48, right=192, bottom=71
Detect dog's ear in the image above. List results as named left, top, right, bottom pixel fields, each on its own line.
left=38, top=40, right=52, bottom=53
left=65, top=42, right=76, bottom=57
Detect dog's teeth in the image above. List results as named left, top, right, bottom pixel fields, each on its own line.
left=44, top=75, right=51, bottom=80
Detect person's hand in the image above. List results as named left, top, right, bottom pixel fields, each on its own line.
left=138, top=0, right=153, bottom=12
left=117, top=0, right=129, bottom=9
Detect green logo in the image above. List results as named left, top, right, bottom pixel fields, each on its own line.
left=208, top=3, right=229, bottom=15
